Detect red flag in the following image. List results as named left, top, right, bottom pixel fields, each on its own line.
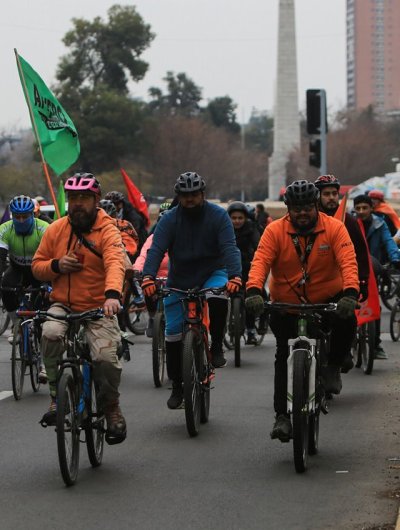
left=120, top=168, right=150, bottom=229
left=355, top=219, right=381, bottom=325
left=334, top=193, right=348, bottom=223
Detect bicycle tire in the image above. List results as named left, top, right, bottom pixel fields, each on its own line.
left=183, top=329, right=201, bottom=437
left=292, top=349, right=310, bottom=473
left=125, top=291, right=149, bottom=335
left=351, top=329, right=362, bottom=368
left=29, top=326, right=41, bottom=393
left=0, top=302, right=10, bottom=335
left=11, top=321, right=25, bottom=401
left=199, top=337, right=210, bottom=424
left=380, top=274, right=399, bottom=311
left=57, top=373, right=80, bottom=486
left=359, top=322, right=375, bottom=375
left=255, top=310, right=269, bottom=346
left=224, top=299, right=234, bottom=350
left=152, top=312, right=166, bottom=387
left=232, top=297, right=242, bottom=368
left=86, top=378, right=105, bottom=468
left=390, top=301, right=400, bottom=342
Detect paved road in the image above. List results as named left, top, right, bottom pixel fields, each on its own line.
left=0, top=310, right=398, bottom=530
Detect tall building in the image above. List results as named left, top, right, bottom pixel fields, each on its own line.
left=268, top=0, right=300, bottom=200
left=347, top=0, right=400, bottom=114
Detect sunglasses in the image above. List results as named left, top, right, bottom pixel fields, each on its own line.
left=289, top=204, right=316, bottom=213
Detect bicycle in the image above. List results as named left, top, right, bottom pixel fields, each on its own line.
left=2, top=284, right=49, bottom=400
left=22, top=308, right=106, bottom=486
left=159, top=285, right=225, bottom=437
left=390, top=296, right=400, bottom=342
left=123, top=275, right=149, bottom=335
left=152, top=277, right=168, bottom=387
left=378, top=264, right=400, bottom=311
left=351, top=321, right=376, bottom=374
left=266, top=301, right=337, bottom=474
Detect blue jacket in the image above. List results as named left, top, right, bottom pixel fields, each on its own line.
left=364, top=214, right=400, bottom=263
left=143, top=201, right=241, bottom=289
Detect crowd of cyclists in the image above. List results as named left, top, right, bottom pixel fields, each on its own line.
left=0, top=170, right=399, bottom=446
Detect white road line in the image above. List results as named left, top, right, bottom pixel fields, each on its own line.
left=0, top=391, right=13, bottom=400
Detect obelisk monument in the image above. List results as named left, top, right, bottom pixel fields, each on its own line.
left=268, top=0, right=300, bottom=199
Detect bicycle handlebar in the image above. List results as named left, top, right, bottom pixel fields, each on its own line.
left=265, top=301, right=337, bottom=312
left=16, top=308, right=104, bottom=321
left=159, top=286, right=226, bottom=298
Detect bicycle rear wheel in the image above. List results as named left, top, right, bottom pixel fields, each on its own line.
left=359, top=322, right=375, bottom=375
left=292, top=349, right=310, bottom=473
left=57, top=373, right=80, bottom=486
left=86, top=378, right=105, bottom=468
left=199, top=337, right=210, bottom=424
left=152, top=312, right=166, bottom=387
left=0, top=300, right=10, bottom=335
left=380, top=273, right=399, bottom=311
left=183, top=329, right=202, bottom=437
left=11, top=321, right=26, bottom=400
left=30, top=326, right=41, bottom=393
left=390, top=300, right=400, bottom=342
left=231, top=297, right=242, bottom=367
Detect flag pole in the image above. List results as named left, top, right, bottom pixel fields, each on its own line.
left=14, top=49, right=61, bottom=218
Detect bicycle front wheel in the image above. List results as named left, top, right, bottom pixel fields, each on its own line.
left=57, top=373, right=80, bottom=486
left=11, top=321, right=26, bottom=400
left=152, top=312, right=166, bottom=387
left=231, top=297, right=242, bottom=367
left=292, top=349, right=310, bottom=473
left=390, top=301, right=400, bottom=342
left=30, top=326, right=41, bottom=393
left=359, top=322, right=375, bottom=375
left=183, top=329, right=202, bottom=437
left=86, top=378, right=105, bottom=468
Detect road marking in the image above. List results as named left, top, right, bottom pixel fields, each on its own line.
left=0, top=391, right=13, bottom=400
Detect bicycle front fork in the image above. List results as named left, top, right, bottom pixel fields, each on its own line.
left=286, top=338, right=317, bottom=414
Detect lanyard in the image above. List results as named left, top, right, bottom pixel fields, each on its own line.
left=290, top=233, right=317, bottom=287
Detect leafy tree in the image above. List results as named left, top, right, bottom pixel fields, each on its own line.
left=245, top=109, right=274, bottom=154
left=205, top=96, right=240, bottom=134
left=149, top=72, right=202, bottom=116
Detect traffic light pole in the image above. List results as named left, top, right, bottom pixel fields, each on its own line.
left=319, top=89, right=327, bottom=175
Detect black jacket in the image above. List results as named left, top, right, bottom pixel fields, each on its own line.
left=121, top=199, right=147, bottom=249
left=234, top=220, right=260, bottom=282
left=345, top=212, right=369, bottom=283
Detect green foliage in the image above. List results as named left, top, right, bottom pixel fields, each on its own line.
left=149, top=72, right=202, bottom=116
left=205, top=96, right=240, bottom=134
left=245, top=110, right=274, bottom=154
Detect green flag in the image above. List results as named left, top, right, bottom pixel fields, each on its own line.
left=54, top=181, right=66, bottom=220
left=16, top=52, right=80, bottom=175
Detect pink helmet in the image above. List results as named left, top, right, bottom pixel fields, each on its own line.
left=64, top=173, right=101, bottom=196
left=368, top=189, right=384, bottom=201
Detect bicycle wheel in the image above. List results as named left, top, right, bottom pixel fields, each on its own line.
left=199, top=338, right=210, bottom=424
left=390, top=300, right=400, bottom=342
left=86, top=378, right=105, bottom=468
left=0, top=301, right=10, bottom=335
left=183, top=329, right=202, bottom=437
left=152, top=312, right=166, bottom=387
left=351, top=328, right=362, bottom=368
left=11, top=320, right=26, bottom=400
left=57, top=373, right=80, bottom=486
left=380, top=273, right=399, bottom=311
left=29, top=326, right=41, bottom=393
left=292, top=349, right=310, bottom=473
left=255, top=309, right=269, bottom=346
left=223, top=299, right=234, bottom=350
left=125, top=292, right=149, bottom=335
left=359, top=322, right=375, bottom=375
left=231, top=297, right=242, bottom=368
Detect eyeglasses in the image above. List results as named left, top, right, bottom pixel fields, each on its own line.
left=68, top=193, right=94, bottom=202
left=290, top=204, right=316, bottom=213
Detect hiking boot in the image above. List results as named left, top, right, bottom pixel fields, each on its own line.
left=38, top=366, right=48, bottom=384
left=104, top=402, right=127, bottom=445
left=374, top=346, right=388, bottom=360
left=39, top=397, right=57, bottom=427
left=145, top=317, right=154, bottom=338
left=270, top=414, right=292, bottom=442
left=322, top=365, right=342, bottom=395
left=246, top=331, right=258, bottom=345
left=210, top=344, right=227, bottom=368
left=341, top=352, right=354, bottom=374
left=167, top=382, right=183, bottom=409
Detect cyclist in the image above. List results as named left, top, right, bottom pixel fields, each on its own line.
left=32, top=199, right=53, bottom=224
left=104, top=191, right=147, bottom=251
left=227, top=201, right=261, bottom=344
left=314, top=174, right=370, bottom=372
left=142, top=171, right=241, bottom=409
left=245, top=180, right=359, bottom=442
left=0, top=195, right=49, bottom=375
left=32, top=173, right=127, bottom=445
left=255, top=203, right=272, bottom=234
left=368, top=189, right=400, bottom=238
left=353, top=194, right=400, bottom=360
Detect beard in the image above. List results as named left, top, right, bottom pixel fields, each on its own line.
left=69, top=208, right=97, bottom=233
left=290, top=215, right=318, bottom=235
left=182, top=203, right=204, bottom=218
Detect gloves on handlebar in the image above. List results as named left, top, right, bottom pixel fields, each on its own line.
left=141, top=276, right=157, bottom=297
left=336, top=295, right=358, bottom=319
left=226, top=276, right=242, bottom=295
left=245, top=288, right=264, bottom=316
left=359, top=281, right=369, bottom=303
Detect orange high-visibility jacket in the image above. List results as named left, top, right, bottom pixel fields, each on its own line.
left=32, top=209, right=125, bottom=311
left=247, top=212, right=359, bottom=303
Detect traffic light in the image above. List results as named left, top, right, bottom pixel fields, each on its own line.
left=306, top=89, right=328, bottom=135
left=309, top=139, right=321, bottom=168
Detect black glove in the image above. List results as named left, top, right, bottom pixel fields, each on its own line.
left=245, top=288, right=264, bottom=316
left=336, top=295, right=358, bottom=319
left=359, top=281, right=368, bottom=303
left=391, top=261, right=400, bottom=271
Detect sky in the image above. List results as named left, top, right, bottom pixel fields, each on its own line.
left=1, top=0, right=346, bottom=131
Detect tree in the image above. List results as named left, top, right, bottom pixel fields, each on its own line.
left=149, top=72, right=202, bottom=116
left=205, top=96, right=240, bottom=134
left=245, top=110, right=274, bottom=154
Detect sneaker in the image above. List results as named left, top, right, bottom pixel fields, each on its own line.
left=374, top=346, right=388, bottom=360
left=39, top=397, right=57, bottom=427
left=341, top=352, right=354, bottom=374
left=7, top=334, right=14, bottom=345
left=145, top=317, right=154, bottom=338
left=167, top=382, right=184, bottom=409
left=104, top=402, right=127, bottom=444
left=322, top=365, right=342, bottom=395
left=38, top=366, right=48, bottom=384
left=246, top=331, right=258, bottom=345
left=212, top=354, right=227, bottom=368
left=270, top=414, right=292, bottom=442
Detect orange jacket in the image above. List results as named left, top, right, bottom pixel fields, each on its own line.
left=247, top=212, right=359, bottom=303
left=116, top=218, right=138, bottom=257
left=32, top=209, right=125, bottom=311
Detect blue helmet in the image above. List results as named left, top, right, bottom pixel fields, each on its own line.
left=9, top=195, right=34, bottom=214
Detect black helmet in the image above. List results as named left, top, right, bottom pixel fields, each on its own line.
left=104, top=191, right=124, bottom=203
left=99, top=199, right=117, bottom=217
left=283, top=180, right=319, bottom=206
left=174, top=172, right=206, bottom=194
left=314, top=174, right=340, bottom=191
left=227, top=201, right=248, bottom=216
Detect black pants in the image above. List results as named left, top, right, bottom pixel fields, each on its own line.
left=269, top=308, right=356, bottom=415
left=1, top=266, right=39, bottom=312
